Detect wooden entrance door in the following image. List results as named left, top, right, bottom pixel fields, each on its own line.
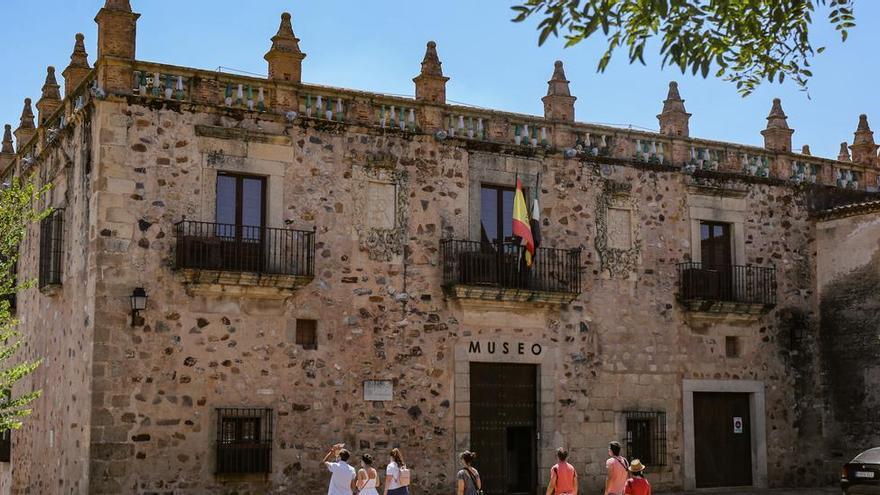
left=693, top=392, right=753, bottom=488
left=470, top=363, right=537, bottom=495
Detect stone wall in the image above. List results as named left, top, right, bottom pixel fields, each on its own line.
left=56, top=96, right=823, bottom=495
left=8, top=110, right=97, bottom=494
left=814, top=208, right=880, bottom=469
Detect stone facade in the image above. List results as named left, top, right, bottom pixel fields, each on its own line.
left=1, top=2, right=879, bottom=494
left=812, top=202, right=880, bottom=469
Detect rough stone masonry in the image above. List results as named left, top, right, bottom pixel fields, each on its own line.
left=0, top=1, right=879, bottom=494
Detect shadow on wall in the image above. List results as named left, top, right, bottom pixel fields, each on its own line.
left=819, top=258, right=880, bottom=459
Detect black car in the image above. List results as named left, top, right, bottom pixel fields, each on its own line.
left=842, top=447, right=880, bottom=494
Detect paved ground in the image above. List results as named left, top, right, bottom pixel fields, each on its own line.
left=662, top=488, right=840, bottom=494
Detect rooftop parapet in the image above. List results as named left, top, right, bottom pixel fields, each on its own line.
left=5, top=2, right=878, bottom=195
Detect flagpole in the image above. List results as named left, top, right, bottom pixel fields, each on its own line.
left=514, top=168, right=522, bottom=267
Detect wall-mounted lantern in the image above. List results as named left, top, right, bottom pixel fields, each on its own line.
left=129, top=287, right=147, bottom=327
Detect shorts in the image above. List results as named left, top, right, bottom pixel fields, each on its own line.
left=388, top=487, right=410, bottom=495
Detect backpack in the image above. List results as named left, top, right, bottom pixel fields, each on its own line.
left=397, top=464, right=411, bottom=487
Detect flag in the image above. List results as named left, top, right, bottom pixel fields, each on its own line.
left=512, top=179, right=535, bottom=267
left=530, top=177, right=541, bottom=261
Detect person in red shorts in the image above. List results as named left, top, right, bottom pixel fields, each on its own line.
left=624, top=459, right=651, bottom=495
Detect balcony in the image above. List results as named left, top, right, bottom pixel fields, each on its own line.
left=175, top=220, right=315, bottom=298
left=677, top=262, right=776, bottom=314
left=440, top=239, right=581, bottom=304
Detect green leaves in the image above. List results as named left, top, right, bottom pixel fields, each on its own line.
left=510, top=0, right=856, bottom=96
left=0, top=178, right=51, bottom=433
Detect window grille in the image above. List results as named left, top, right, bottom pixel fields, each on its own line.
left=296, top=319, right=317, bottom=350
left=0, top=429, right=10, bottom=463
left=216, top=407, right=273, bottom=474
left=0, top=258, right=15, bottom=314
left=624, top=411, right=667, bottom=466
left=39, top=209, right=64, bottom=288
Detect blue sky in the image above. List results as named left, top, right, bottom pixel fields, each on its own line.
left=1, top=1, right=877, bottom=161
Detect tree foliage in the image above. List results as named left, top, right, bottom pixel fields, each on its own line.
left=0, top=179, right=51, bottom=432
left=511, top=0, right=856, bottom=96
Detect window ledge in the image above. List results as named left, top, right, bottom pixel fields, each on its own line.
left=444, top=284, right=578, bottom=305
left=178, top=269, right=313, bottom=299
left=681, top=300, right=775, bottom=326
left=214, top=472, right=271, bottom=482
left=39, top=284, right=62, bottom=296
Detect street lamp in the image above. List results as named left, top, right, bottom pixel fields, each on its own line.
left=129, top=287, right=147, bottom=327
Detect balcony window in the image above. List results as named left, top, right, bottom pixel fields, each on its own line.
left=216, top=172, right=265, bottom=235
left=700, top=221, right=732, bottom=268
left=480, top=184, right=515, bottom=244
left=175, top=170, right=315, bottom=283
left=39, top=208, right=64, bottom=289
left=216, top=407, right=272, bottom=475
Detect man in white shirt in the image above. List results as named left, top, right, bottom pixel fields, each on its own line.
left=321, top=444, right=357, bottom=495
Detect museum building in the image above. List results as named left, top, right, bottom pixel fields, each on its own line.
left=0, top=1, right=879, bottom=494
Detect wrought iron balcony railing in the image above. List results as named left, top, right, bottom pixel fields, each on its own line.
left=441, top=239, right=581, bottom=296
left=677, top=262, right=776, bottom=308
left=175, top=220, right=314, bottom=277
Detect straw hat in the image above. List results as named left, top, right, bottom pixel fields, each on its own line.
left=628, top=459, right=646, bottom=473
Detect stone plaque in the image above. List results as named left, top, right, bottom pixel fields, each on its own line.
left=363, top=380, right=393, bottom=401
left=607, top=208, right=633, bottom=249
left=367, top=181, right=396, bottom=230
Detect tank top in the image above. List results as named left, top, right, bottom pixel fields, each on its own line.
left=360, top=470, right=379, bottom=495
left=553, top=462, right=576, bottom=494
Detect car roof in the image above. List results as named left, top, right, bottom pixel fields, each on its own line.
left=853, top=448, right=880, bottom=463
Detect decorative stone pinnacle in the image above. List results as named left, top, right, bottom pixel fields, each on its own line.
left=550, top=60, right=566, bottom=81
left=69, top=33, right=90, bottom=68
left=103, top=0, right=132, bottom=11
left=264, top=12, right=306, bottom=82
left=661, top=80, right=687, bottom=115
left=853, top=114, right=875, bottom=145
left=1, top=125, right=13, bottom=154
left=667, top=81, right=682, bottom=100
left=420, top=41, right=443, bottom=77
left=19, top=99, right=35, bottom=130
left=850, top=114, right=877, bottom=165
left=41, top=66, right=61, bottom=100
left=545, top=60, right=571, bottom=97
left=838, top=142, right=852, bottom=162
left=657, top=80, right=690, bottom=137
left=766, top=98, right=789, bottom=129
left=268, top=12, right=303, bottom=55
